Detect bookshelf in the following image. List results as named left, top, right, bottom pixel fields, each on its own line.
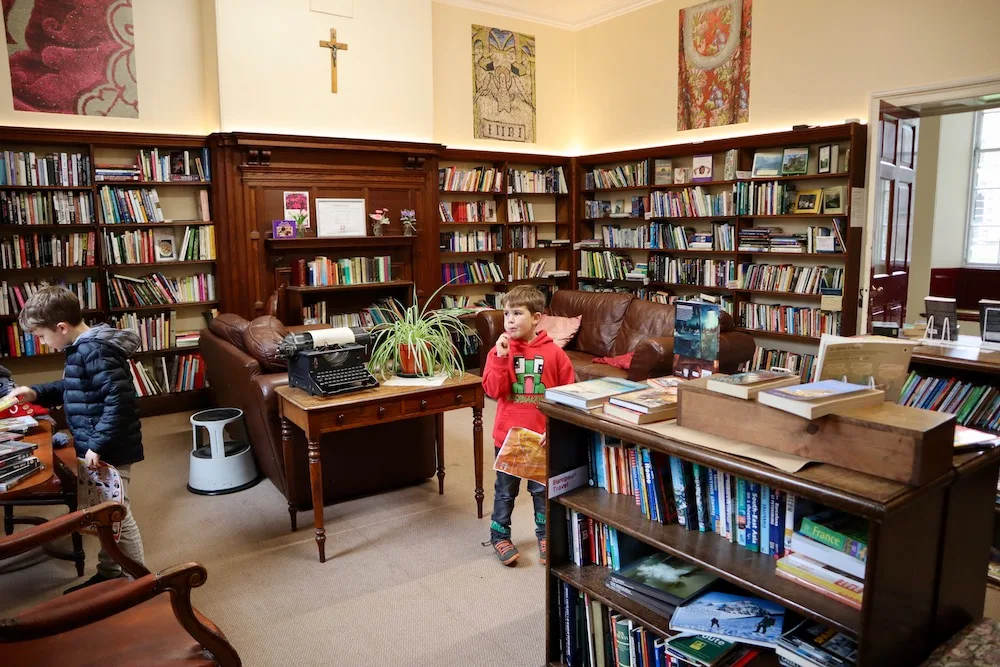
left=542, top=400, right=1000, bottom=666
left=0, top=127, right=216, bottom=417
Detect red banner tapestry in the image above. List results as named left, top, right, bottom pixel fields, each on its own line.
left=677, top=0, right=751, bottom=131
left=4, top=0, right=137, bottom=117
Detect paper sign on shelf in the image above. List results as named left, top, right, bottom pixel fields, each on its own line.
left=548, top=465, right=589, bottom=498
left=850, top=187, right=866, bottom=228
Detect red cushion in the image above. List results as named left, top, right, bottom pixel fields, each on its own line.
left=591, top=352, right=634, bottom=370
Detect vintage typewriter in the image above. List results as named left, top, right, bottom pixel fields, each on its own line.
left=277, top=326, right=379, bottom=397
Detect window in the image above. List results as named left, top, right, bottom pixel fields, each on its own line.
left=967, top=109, right=1000, bottom=265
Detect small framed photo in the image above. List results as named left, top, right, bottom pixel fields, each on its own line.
left=781, top=147, right=810, bottom=176
left=691, top=155, right=713, bottom=183
left=272, top=219, right=297, bottom=239
left=817, top=145, right=833, bottom=174
left=654, top=159, right=673, bottom=185
left=794, top=190, right=823, bottom=214
left=673, top=167, right=690, bottom=184
left=751, top=150, right=782, bottom=178
left=154, top=230, right=177, bottom=262
left=822, top=186, right=846, bottom=214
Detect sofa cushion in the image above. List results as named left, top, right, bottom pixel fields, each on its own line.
left=563, top=350, right=629, bottom=382
left=549, top=290, right=633, bottom=357
left=242, top=316, right=289, bottom=372
left=209, top=314, right=250, bottom=351
left=612, top=299, right=676, bottom=356
left=593, top=352, right=635, bottom=370
left=538, top=314, right=582, bottom=348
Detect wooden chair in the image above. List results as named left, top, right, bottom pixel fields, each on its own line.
left=0, top=502, right=241, bottom=666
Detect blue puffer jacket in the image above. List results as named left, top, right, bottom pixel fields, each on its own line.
left=31, top=325, right=144, bottom=466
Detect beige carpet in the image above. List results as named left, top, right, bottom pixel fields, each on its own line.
left=1, top=400, right=547, bottom=667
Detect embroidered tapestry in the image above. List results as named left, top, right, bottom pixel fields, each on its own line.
left=677, top=0, right=751, bottom=131
left=4, top=0, right=138, bottom=117
left=472, top=24, right=535, bottom=143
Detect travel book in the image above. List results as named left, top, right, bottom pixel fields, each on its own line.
left=953, top=425, right=1000, bottom=451
left=798, top=510, right=867, bottom=561
left=669, top=590, right=786, bottom=647
left=544, top=377, right=647, bottom=410
left=603, top=386, right=679, bottom=424
left=673, top=300, right=721, bottom=379
left=706, top=370, right=800, bottom=400
left=757, top=380, right=884, bottom=420
left=607, top=552, right=719, bottom=606
left=0, top=415, right=38, bottom=433
left=787, top=532, right=866, bottom=579
left=777, top=619, right=858, bottom=667
left=775, top=552, right=864, bottom=610
left=493, top=427, right=546, bottom=484
left=664, top=634, right=735, bottom=666
left=815, top=334, right=913, bottom=402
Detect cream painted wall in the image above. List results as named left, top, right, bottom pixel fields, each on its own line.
left=214, top=0, right=434, bottom=141
left=431, top=2, right=577, bottom=155
left=575, top=0, right=1000, bottom=153
left=906, top=116, right=941, bottom=323
left=0, top=0, right=219, bottom=134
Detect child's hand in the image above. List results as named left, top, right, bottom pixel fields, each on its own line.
left=85, top=449, right=101, bottom=469
left=6, top=386, right=37, bottom=404
left=495, top=333, right=511, bottom=358
left=539, top=433, right=547, bottom=448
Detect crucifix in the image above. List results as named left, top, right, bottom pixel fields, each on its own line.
left=318, top=28, right=349, bottom=93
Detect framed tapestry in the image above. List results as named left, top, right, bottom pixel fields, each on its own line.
left=472, top=24, right=536, bottom=143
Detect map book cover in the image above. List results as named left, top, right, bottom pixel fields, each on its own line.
left=669, top=590, right=786, bottom=647
left=493, top=427, right=546, bottom=484
left=673, top=301, right=721, bottom=379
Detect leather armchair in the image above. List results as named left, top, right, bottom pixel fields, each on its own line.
left=1, top=502, right=240, bottom=666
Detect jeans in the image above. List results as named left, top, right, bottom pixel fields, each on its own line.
left=96, top=464, right=146, bottom=578
left=490, top=467, right=546, bottom=542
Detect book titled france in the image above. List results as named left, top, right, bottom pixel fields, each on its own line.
left=544, top=377, right=646, bottom=411
left=757, top=380, right=884, bottom=419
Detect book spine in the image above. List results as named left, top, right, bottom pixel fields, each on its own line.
left=723, top=472, right=734, bottom=542
left=736, top=478, right=747, bottom=547
left=692, top=463, right=708, bottom=532
left=669, top=456, right=691, bottom=528
left=799, top=516, right=868, bottom=561
left=707, top=467, right=719, bottom=534
left=746, top=482, right=760, bottom=552
left=784, top=493, right=796, bottom=552
left=641, top=448, right=659, bottom=523
left=759, top=484, right=771, bottom=556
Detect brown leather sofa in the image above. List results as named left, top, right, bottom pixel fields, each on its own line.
left=475, top=290, right=755, bottom=382
left=200, top=314, right=436, bottom=516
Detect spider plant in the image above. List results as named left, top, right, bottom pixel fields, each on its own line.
left=367, top=280, right=474, bottom=379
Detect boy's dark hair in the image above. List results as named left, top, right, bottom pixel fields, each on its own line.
left=502, top=285, right=546, bottom=315
left=17, top=285, right=83, bottom=330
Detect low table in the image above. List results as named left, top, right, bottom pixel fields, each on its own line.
left=275, top=374, right=486, bottom=562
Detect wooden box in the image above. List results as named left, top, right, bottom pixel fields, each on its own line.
left=676, top=378, right=956, bottom=485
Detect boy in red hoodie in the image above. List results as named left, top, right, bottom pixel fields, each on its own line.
left=482, top=286, right=575, bottom=566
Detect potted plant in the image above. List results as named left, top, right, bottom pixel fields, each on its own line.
left=368, top=282, right=473, bottom=379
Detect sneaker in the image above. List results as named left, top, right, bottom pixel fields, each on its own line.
left=64, top=572, right=123, bottom=595
left=538, top=537, right=547, bottom=565
left=491, top=538, right=520, bottom=566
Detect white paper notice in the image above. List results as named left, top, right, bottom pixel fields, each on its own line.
left=316, top=198, right=366, bottom=237
left=549, top=465, right=589, bottom=498
left=850, top=187, right=866, bottom=228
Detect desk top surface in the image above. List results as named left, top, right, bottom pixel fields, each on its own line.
left=912, top=335, right=1000, bottom=372
left=0, top=421, right=55, bottom=498
left=276, top=373, right=483, bottom=411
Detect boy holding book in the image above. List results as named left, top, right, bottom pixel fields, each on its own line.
left=481, top=285, right=575, bottom=566
left=6, top=286, right=146, bottom=593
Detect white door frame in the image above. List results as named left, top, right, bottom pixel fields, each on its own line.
left=859, top=76, right=1000, bottom=329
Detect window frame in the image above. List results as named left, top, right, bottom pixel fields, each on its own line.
left=965, top=109, right=1000, bottom=267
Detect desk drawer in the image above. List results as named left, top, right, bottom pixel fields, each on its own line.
left=318, top=401, right=403, bottom=430
left=403, top=389, right=472, bottom=415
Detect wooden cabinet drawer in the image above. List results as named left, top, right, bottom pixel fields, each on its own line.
left=317, top=401, right=402, bottom=430
left=403, top=389, right=472, bottom=415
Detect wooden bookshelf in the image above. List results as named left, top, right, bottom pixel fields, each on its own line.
left=542, top=401, right=1000, bottom=666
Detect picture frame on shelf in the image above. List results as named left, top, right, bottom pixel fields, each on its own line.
left=751, top=150, right=782, bottom=178
left=654, top=159, right=673, bottom=185
left=691, top=155, right=713, bottom=183
left=794, top=189, right=823, bottom=214
left=822, top=186, right=846, bottom=214
left=673, top=167, right=690, bottom=184
left=781, top=146, right=810, bottom=175
left=272, top=219, right=297, bottom=239
left=154, top=230, right=177, bottom=262
left=818, top=145, right=833, bottom=174
left=315, top=197, right=367, bottom=238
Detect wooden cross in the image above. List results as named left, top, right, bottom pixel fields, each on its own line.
left=318, top=29, right=349, bottom=93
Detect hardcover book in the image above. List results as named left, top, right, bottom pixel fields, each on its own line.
left=798, top=510, right=868, bottom=561
left=706, top=370, right=800, bottom=400
left=665, top=634, right=734, bottom=666
left=673, top=301, right=721, bottom=379
left=669, top=590, right=787, bottom=647
left=608, top=552, right=719, bottom=605
left=778, top=619, right=858, bottom=667
left=757, top=380, right=884, bottom=420
left=545, top=377, right=647, bottom=410
left=608, top=387, right=679, bottom=414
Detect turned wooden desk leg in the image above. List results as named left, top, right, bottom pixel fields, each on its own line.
left=435, top=412, right=445, bottom=495
left=473, top=405, right=484, bottom=518
left=308, top=437, right=326, bottom=563
left=281, top=417, right=297, bottom=532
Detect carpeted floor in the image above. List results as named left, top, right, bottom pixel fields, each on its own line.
left=1, top=400, right=547, bottom=667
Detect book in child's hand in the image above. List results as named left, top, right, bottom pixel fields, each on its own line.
left=494, top=427, right=546, bottom=484
left=669, top=590, right=786, bottom=647
left=706, top=370, right=800, bottom=400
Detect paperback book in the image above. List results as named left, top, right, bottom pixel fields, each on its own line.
left=669, top=590, right=787, bottom=647
left=544, top=377, right=647, bottom=410
left=673, top=300, right=721, bottom=379
left=706, top=370, right=800, bottom=400
left=604, top=386, right=679, bottom=424
left=607, top=552, right=719, bottom=606
left=493, top=427, right=546, bottom=484
left=757, top=380, right=884, bottom=420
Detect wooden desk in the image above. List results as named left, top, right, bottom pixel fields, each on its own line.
left=276, top=375, right=486, bottom=562
left=911, top=335, right=1000, bottom=374
left=0, top=421, right=55, bottom=498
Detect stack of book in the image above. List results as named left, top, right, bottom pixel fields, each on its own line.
left=776, top=509, right=867, bottom=610
left=606, top=552, right=719, bottom=615
left=768, top=234, right=806, bottom=253
left=737, top=227, right=774, bottom=252
left=94, top=164, right=141, bottom=182
left=175, top=331, right=200, bottom=348
left=602, top=379, right=681, bottom=424
left=0, top=439, right=41, bottom=492
left=669, top=589, right=787, bottom=650
left=776, top=619, right=858, bottom=667
left=544, top=377, right=648, bottom=414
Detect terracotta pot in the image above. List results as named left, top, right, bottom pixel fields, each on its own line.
left=398, top=343, right=430, bottom=376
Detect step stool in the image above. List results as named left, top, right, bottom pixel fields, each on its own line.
left=188, top=408, right=262, bottom=495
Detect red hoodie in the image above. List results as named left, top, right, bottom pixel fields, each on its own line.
left=481, top=330, right=576, bottom=447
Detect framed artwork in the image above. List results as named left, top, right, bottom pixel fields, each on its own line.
left=751, top=150, right=782, bottom=178
left=794, top=190, right=823, bottom=214
left=691, top=155, right=714, bottom=183
left=822, top=186, right=846, bottom=214
left=780, top=147, right=809, bottom=176
left=272, top=219, right=297, bottom=239
left=154, top=230, right=177, bottom=262
left=283, top=191, right=310, bottom=228
left=818, top=145, right=832, bottom=174
left=316, top=198, right=367, bottom=237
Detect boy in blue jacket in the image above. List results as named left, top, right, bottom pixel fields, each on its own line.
left=7, top=286, right=146, bottom=593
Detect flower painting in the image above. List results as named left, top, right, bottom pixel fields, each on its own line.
left=4, top=0, right=138, bottom=117
left=677, top=0, right=752, bottom=131
left=283, top=191, right=310, bottom=229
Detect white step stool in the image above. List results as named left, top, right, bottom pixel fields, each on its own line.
left=188, top=408, right=262, bottom=495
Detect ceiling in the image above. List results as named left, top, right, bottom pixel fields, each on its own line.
left=436, top=0, right=665, bottom=30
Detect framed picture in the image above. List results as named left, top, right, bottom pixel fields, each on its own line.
left=315, top=197, right=367, bottom=237
left=781, top=147, right=809, bottom=176
left=654, top=159, right=673, bottom=185
left=822, top=186, right=846, bottom=214
left=818, top=145, right=832, bottom=174
left=272, top=219, right=297, bottom=239
left=154, top=230, right=177, bottom=262
left=691, top=154, right=713, bottom=183
left=673, top=167, right=690, bottom=184
left=751, top=150, right=782, bottom=178
left=794, top=190, right=823, bottom=214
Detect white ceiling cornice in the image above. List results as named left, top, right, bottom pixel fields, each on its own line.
left=434, top=0, right=666, bottom=31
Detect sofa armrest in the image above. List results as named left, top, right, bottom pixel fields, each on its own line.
left=628, top=336, right=674, bottom=381
left=718, top=330, right=756, bottom=374
left=475, top=310, right=504, bottom=371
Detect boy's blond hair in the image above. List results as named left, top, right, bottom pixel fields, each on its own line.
left=502, top=285, right=546, bottom=315
left=17, top=285, right=83, bottom=331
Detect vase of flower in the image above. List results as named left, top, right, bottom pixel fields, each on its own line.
left=369, top=208, right=389, bottom=236
left=400, top=208, right=417, bottom=237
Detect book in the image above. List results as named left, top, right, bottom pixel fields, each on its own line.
left=0, top=460, right=42, bottom=491
left=0, top=415, right=38, bottom=433
left=757, top=380, right=884, bottom=419
left=673, top=300, right=721, bottom=379
left=798, top=510, right=868, bottom=561
left=664, top=634, right=735, bottom=666
left=778, top=619, right=858, bottom=667
left=775, top=552, right=864, bottom=609
left=669, top=590, right=786, bottom=647
left=602, top=402, right=671, bottom=425
left=545, top=377, right=647, bottom=410
left=608, top=552, right=719, bottom=606
left=815, top=334, right=913, bottom=402
left=706, top=370, right=800, bottom=400
left=788, top=532, right=865, bottom=579
left=654, top=159, right=674, bottom=185
left=493, top=427, right=545, bottom=483
left=608, top=386, right=678, bottom=416
left=953, top=425, right=1000, bottom=450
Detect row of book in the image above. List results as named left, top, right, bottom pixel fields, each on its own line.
left=644, top=290, right=734, bottom=315
left=438, top=166, right=503, bottom=193
left=0, top=190, right=94, bottom=226
left=299, top=255, right=391, bottom=287
left=109, top=311, right=190, bottom=353
left=739, top=264, right=843, bottom=295
left=0, top=278, right=100, bottom=316
left=583, top=196, right=647, bottom=220
left=510, top=254, right=547, bottom=280
left=128, top=353, right=206, bottom=397
left=651, top=188, right=736, bottom=218
left=441, top=260, right=504, bottom=285
left=300, top=298, right=398, bottom=327
left=648, top=257, right=735, bottom=287
left=579, top=251, right=639, bottom=281
left=596, top=224, right=650, bottom=249
left=733, top=181, right=795, bottom=216
left=509, top=224, right=540, bottom=249
left=744, top=346, right=819, bottom=383
left=898, top=371, right=1000, bottom=433
left=2, top=322, right=54, bottom=357
left=97, top=186, right=165, bottom=224
left=737, top=304, right=841, bottom=338
left=507, top=199, right=539, bottom=222
left=507, top=166, right=568, bottom=194
left=439, top=230, right=502, bottom=253
left=100, top=226, right=213, bottom=265
left=0, top=231, right=98, bottom=269
left=438, top=200, right=498, bottom=223
left=586, top=161, right=648, bottom=190
left=649, top=222, right=735, bottom=251
left=118, top=147, right=211, bottom=182
left=107, top=272, right=216, bottom=309
left=0, top=150, right=90, bottom=187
